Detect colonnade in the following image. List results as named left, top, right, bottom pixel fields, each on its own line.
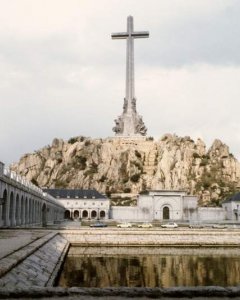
left=64, top=208, right=107, bottom=220
left=0, top=162, right=65, bottom=227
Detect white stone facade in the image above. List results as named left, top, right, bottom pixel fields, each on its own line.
left=222, top=197, right=240, bottom=221
left=111, top=190, right=198, bottom=222
left=44, top=189, right=110, bottom=220
left=111, top=190, right=240, bottom=223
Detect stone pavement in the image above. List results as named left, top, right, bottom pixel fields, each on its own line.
left=1, top=226, right=240, bottom=299
left=0, top=233, right=68, bottom=288
left=0, top=229, right=51, bottom=259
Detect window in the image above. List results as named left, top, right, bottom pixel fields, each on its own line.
left=92, top=202, right=95, bottom=205
left=84, top=202, right=86, bottom=205
left=101, top=203, right=103, bottom=206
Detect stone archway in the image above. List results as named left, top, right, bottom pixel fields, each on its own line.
left=82, top=210, right=88, bottom=219
left=64, top=210, right=71, bottom=219
left=25, top=198, right=29, bottom=224
left=20, top=196, right=24, bottom=225
left=9, top=192, right=14, bottom=226
left=42, top=203, right=47, bottom=227
left=163, top=206, right=170, bottom=220
left=2, top=190, right=7, bottom=226
left=15, top=194, right=20, bottom=225
left=91, top=210, right=97, bottom=219
left=100, top=210, right=106, bottom=219
left=235, top=212, right=238, bottom=221
left=73, top=210, right=79, bottom=219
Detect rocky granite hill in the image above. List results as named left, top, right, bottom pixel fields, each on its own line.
left=11, top=135, right=240, bottom=206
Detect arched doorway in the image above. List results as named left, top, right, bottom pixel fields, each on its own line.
left=42, top=203, right=47, bottom=227
left=9, top=192, right=14, bottom=226
left=82, top=210, right=88, bottom=219
left=20, top=196, right=24, bottom=225
left=100, top=210, right=106, bottom=219
left=91, top=210, right=97, bottom=219
left=163, top=206, right=170, bottom=220
left=64, top=210, right=71, bottom=219
left=235, top=212, right=238, bottom=221
left=2, top=190, right=7, bottom=226
left=25, top=198, right=29, bottom=224
left=15, top=194, right=20, bottom=225
left=74, top=210, right=79, bottom=219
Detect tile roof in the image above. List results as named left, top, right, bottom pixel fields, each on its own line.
left=222, top=192, right=240, bottom=203
left=43, top=189, right=107, bottom=200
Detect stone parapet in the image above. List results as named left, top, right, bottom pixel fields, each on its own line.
left=0, top=286, right=240, bottom=299
left=61, top=228, right=240, bottom=247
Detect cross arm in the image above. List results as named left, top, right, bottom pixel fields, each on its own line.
left=132, top=31, right=149, bottom=38
left=111, top=32, right=128, bottom=39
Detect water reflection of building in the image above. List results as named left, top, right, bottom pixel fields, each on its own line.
left=58, top=248, right=240, bottom=288
left=43, top=189, right=110, bottom=220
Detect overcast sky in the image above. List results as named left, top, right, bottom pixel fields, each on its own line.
left=1, top=0, right=240, bottom=166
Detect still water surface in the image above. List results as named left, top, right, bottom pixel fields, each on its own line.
left=58, top=247, right=240, bottom=288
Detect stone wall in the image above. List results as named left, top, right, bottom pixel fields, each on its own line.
left=62, top=229, right=240, bottom=246
left=198, top=207, right=226, bottom=221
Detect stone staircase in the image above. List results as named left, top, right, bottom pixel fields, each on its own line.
left=142, top=143, right=158, bottom=176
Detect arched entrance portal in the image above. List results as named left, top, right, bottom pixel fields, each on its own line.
left=100, top=211, right=106, bottom=219
left=235, top=212, right=238, bottom=221
left=82, top=210, right=88, bottom=219
left=91, top=210, right=97, bottom=219
left=64, top=210, right=71, bottom=219
left=163, top=206, right=170, bottom=220
left=74, top=210, right=79, bottom=219
left=2, top=190, right=7, bottom=226
left=42, top=203, right=47, bottom=227
left=9, top=192, right=14, bottom=226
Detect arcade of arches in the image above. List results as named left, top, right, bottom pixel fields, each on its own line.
left=64, top=209, right=107, bottom=220
left=0, top=162, right=65, bottom=228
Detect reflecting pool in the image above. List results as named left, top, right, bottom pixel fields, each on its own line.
left=58, top=247, right=240, bottom=288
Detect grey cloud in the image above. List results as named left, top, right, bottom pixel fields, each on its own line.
left=137, top=3, right=240, bottom=67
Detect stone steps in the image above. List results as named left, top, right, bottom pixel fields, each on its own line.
left=143, top=147, right=158, bottom=176
left=0, top=234, right=69, bottom=288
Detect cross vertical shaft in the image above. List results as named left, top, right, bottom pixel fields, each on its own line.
left=112, top=16, right=149, bottom=136
left=126, top=16, right=134, bottom=112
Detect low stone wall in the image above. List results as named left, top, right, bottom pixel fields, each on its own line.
left=0, top=286, right=240, bottom=299
left=62, top=228, right=240, bottom=246
left=0, top=234, right=69, bottom=288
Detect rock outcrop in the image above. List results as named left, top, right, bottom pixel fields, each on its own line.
left=11, top=135, right=240, bottom=205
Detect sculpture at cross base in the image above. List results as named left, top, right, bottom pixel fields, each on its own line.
left=112, top=16, right=149, bottom=137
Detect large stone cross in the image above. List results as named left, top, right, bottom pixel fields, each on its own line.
left=112, top=16, right=149, bottom=136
